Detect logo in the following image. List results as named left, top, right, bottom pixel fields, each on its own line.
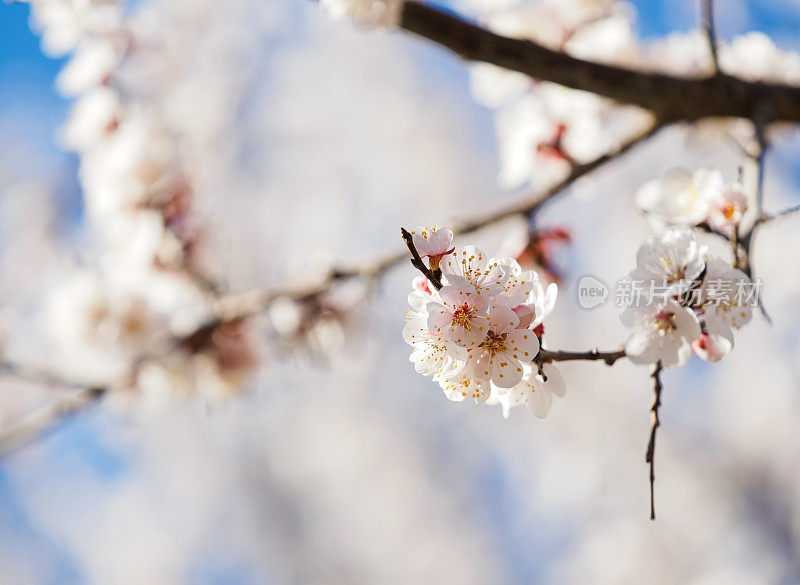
left=577, top=274, right=609, bottom=310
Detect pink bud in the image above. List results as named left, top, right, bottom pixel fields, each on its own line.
left=412, top=276, right=432, bottom=297
left=513, top=305, right=535, bottom=329
left=692, top=332, right=726, bottom=362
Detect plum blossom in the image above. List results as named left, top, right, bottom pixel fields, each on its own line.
left=444, top=246, right=508, bottom=296
left=493, top=87, right=611, bottom=190
left=466, top=307, right=539, bottom=388
left=492, top=258, right=536, bottom=308
left=619, top=224, right=759, bottom=368
left=403, top=230, right=549, bottom=411
left=487, top=362, right=566, bottom=418
left=403, top=286, right=467, bottom=379
left=26, top=0, right=124, bottom=57
left=56, top=37, right=124, bottom=96
left=693, top=258, right=754, bottom=362
left=691, top=332, right=727, bottom=362
left=629, top=229, right=706, bottom=297
left=438, top=370, right=491, bottom=403
left=706, top=183, right=748, bottom=235
left=487, top=278, right=562, bottom=418
left=719, top=32, right=800, bottom=84
left=320, top=0, right=402, bottom=27
left=426, top=284, right=491, bottom=348
left=636, top=168, right=723, bottom=230
left=621, top=298, right=701, bottom=367
left=410, top=226, right=455, bottom=271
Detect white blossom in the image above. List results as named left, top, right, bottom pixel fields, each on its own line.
left=629, top=229, right=707, bottom=295
left=466, top=306, right=539, bottom=388
left=705, top=183, right=748, bottom=235
left=58, top=86, right=121, bottom=152
left=636, top=168, right=723, bottom=230
left=403, top=290, right=467, bottom=380
left=319, top=0, right=402, bottom=28
left=56, top=37, right=123, bottom=96
left=621, top=298, right=701, bottom=367
left=410, top=226, right=455, bottom=271
left=719, top=32, right=800, bottom=84
left=486, top=361, right=565, bottom=418
left=427, top=284, right=491, bottom=348
left=486, top=278, right=562, bottom=418
left=695, top=258, right=754, bottom=361
left=443, top=245, right=508, bottom=296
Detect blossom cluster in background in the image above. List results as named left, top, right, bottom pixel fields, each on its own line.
left=20, top=0, right=260, bottom=407
left=637, top=167, right=748, bottom=234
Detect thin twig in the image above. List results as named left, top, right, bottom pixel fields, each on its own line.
left=700, top=0, right=721, bottom=75
left=739, top=119, right=772, bottom=322
left=539, top=348, right=626, bottom=366
left=400, top=227, right=444, bottom=289
left=213, top=121, right=664, bottom=323
left=762, top=202, right=800, bottom=223
left=0, top=361, right=95, bottom=391
left=0, top=386, right=107, bottom=457
left=645, top=361, right=664, bottom=520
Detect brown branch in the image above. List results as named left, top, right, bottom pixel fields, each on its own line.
left=540, top=348, right=626, bottom=366
left=645, top=360, right=664, bottom=520
left=398, top=2, right=800, bottom=124
left=400, top=227, right=444, bottom=289
left=738, top=120, right=772, bottom=322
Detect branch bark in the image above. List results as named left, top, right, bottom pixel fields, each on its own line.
left=399, top=2, right=800, bottom=123
left=400, top=227, right=444, bottom=289
left=645, top=361, right=664, bottom=520
left=540, top=348, right=626, bottom=366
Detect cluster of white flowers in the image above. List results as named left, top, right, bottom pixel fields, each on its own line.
left=620, top=229, right=754, bottom=366
left=22, top=0, right=259, bottom=404
left=636, top=167, right=748, bottom=235
left=402, top=227, right=563, bottom=418
left=462, top=0, right=648, bottom=191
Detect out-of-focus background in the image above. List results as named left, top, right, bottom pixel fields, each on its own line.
left=1, top=1, right=800, bottom=584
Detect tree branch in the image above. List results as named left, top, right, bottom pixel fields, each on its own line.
left=0, top=361, right=96, bottom=391
left=539, top=348, right=626, bottom=366
left=762, top=202, right=800, bottom=222
left=738, top=120, right=772, bottom=322
left=645, top=361, right=664, bottom=520
left=0, top=386, right=107, bottom=457
left=398, top=2, right=800, bottom=123
left=213, top=121, right=663, bottom=323
left=700, top=0, right=720, bottom=74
